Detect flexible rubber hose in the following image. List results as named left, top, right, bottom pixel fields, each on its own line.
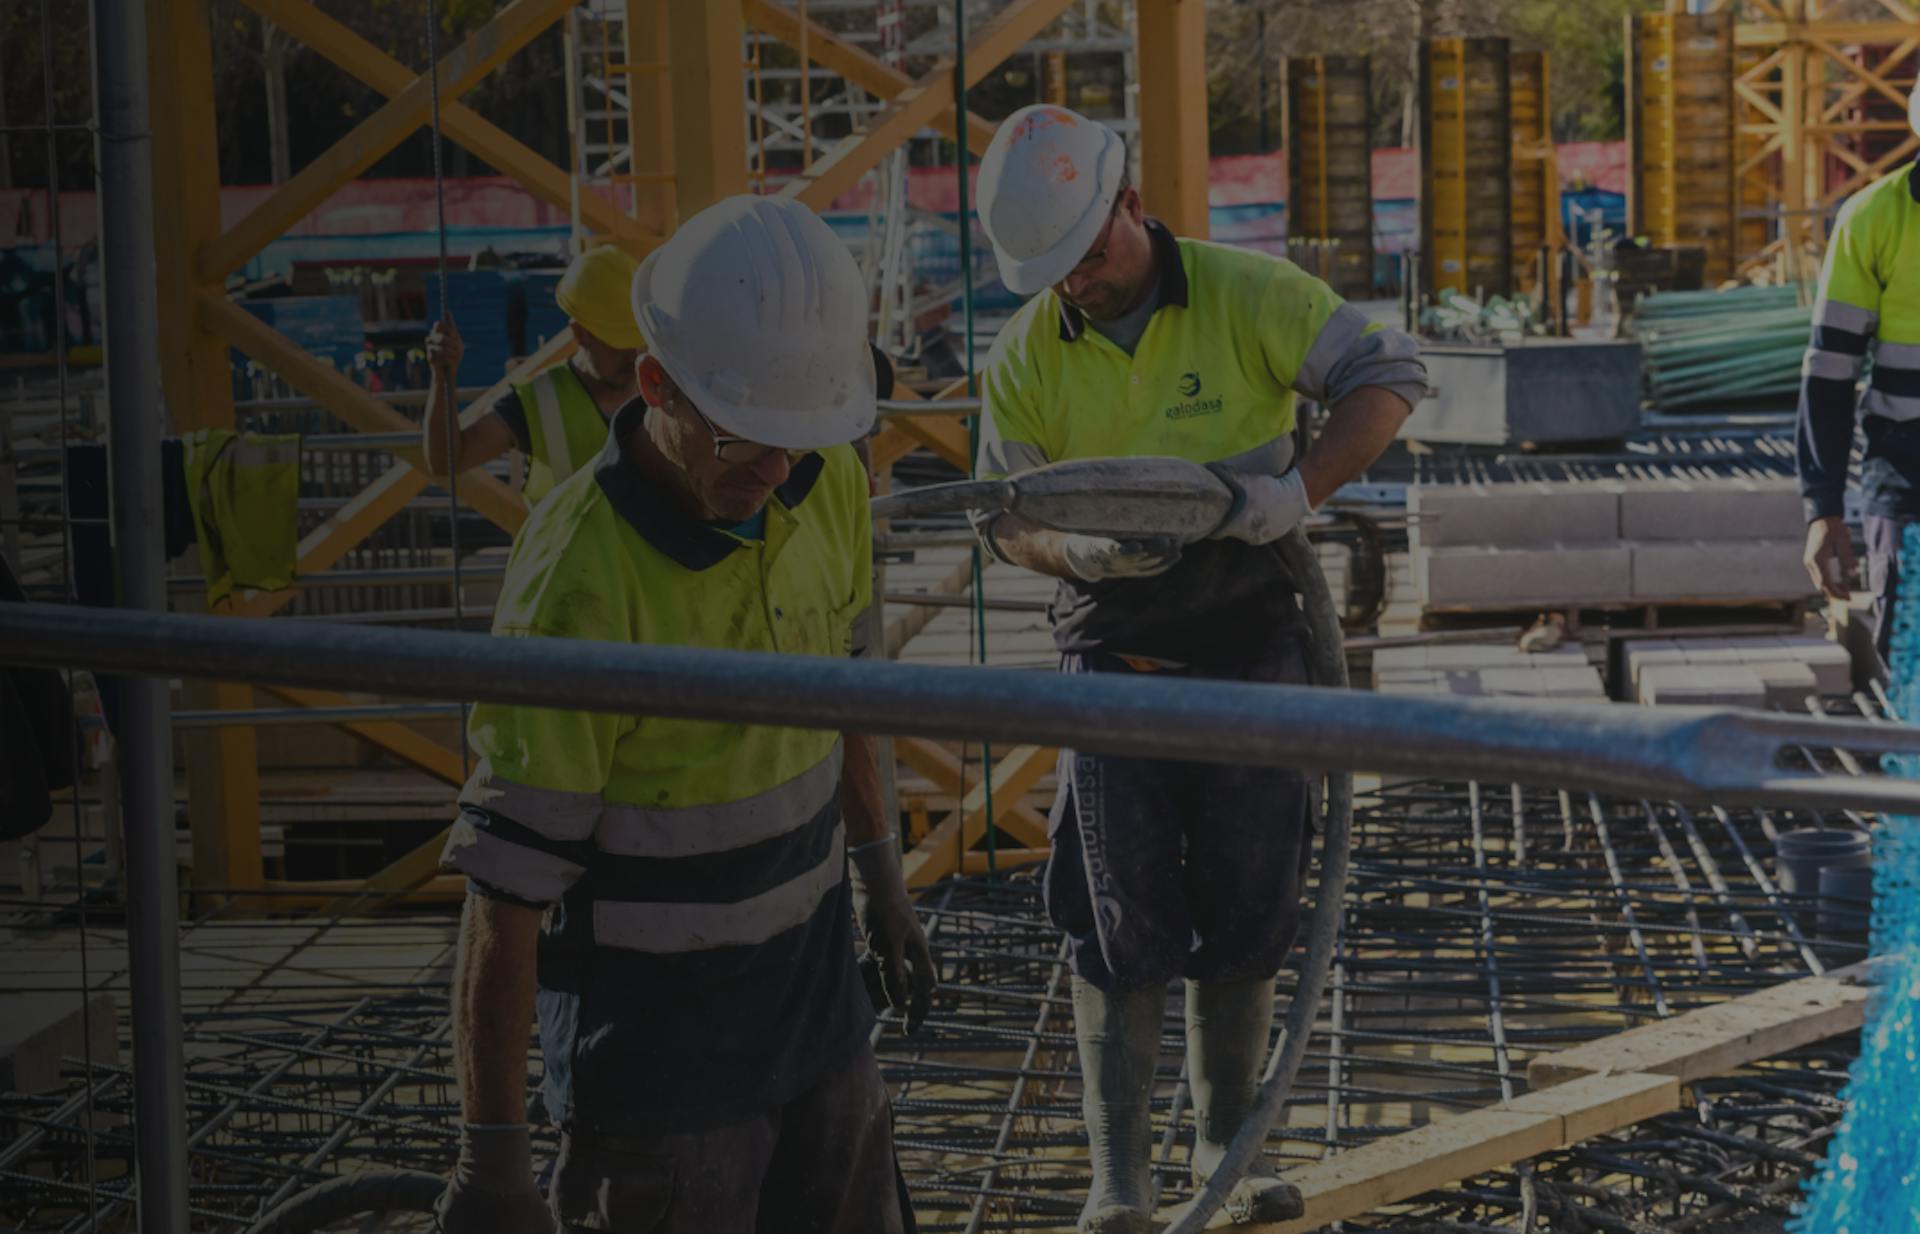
left=1163, top=526, right=1353, bottom=1234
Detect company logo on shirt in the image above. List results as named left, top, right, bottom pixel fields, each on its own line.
left=1166, top=370, right=1223, bottom=420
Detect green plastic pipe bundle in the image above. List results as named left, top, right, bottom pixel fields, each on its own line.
left=1629, top=285, right=1813, bottom=409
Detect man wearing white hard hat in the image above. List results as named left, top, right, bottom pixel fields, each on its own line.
left=970, top=104, right=1427, bottom=1233
left=1800, top=84, right=1920, bottom=665
left=434, top=194, right=934, bottom=1234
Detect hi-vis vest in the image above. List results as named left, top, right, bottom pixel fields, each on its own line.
left=441, top=400, right=875, bottom=1133
left=514, top=364, right=613, bottom=505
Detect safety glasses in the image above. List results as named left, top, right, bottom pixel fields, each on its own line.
left=681, top=397, right=810, bottom=466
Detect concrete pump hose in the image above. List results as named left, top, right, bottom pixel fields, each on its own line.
left=1164, top=526, right=1353, bottom=1234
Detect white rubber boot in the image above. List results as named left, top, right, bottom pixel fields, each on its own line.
left=1185, top=976, right=1304, bottom=1223
left=1072, top=976, right=1165, bottom=1234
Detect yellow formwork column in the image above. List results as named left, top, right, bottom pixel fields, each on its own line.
left=1134, top=0, right=1209, bottom=239
left=1509, top=50, right=1559, bottom=298
left=148, top=0, right=263, bottom=902
left=667, top=0, right=749, bottom=217
left=1627, top=11, right=1735, bottom=282
left=1421, top=38, right=1511, bottom=300
left=1286, top=54, right=1375, bottom=301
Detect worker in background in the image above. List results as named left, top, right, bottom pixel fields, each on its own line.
left=434, top=195, right=935, bottom=1234
left=423, top=243, right=642, bottom=505
left=971, top=105, right=1427, bottom=1234
left=1799, top=86, right=1920, bottom=663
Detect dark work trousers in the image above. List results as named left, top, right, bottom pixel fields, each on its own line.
left=1865, top=514, right=1915, bottom=664
left=549, top=1046, right=907, bottom=1234
left=1044, top=639, right=1316, bottom=993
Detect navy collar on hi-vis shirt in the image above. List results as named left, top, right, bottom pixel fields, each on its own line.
left=594, top=397, right=826, bottom=572
left=1057, top=218, right=1190, bottom=343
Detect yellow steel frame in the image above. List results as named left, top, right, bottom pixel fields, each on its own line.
left=1664, top=0, right=1918, bottom=273
left=150, top=0, right=1216, bottom=909
left=1508, top=51, right=1562, bottom=299
left=1422, top=39, right=1472, bottom=298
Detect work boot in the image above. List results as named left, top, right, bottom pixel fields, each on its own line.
left=1072, top=976, right=1165, bottom=1234
left=1184, top=976, right=1305, bottom=1223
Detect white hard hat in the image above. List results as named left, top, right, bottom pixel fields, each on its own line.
left=978, top=104, right=1128, bottom=296
left=631, top=195, right=875, bottom=450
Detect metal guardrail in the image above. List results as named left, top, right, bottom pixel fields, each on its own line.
left=7, top=601, right=1920, bottom=814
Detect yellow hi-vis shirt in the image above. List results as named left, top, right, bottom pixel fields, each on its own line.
left=440, top=398, right=875, bottom=1133
left=976, top=220, right=1425, bottom=663
left=1797, top=162, right=1920, bottom=522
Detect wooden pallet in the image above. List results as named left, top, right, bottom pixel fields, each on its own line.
left=1420, top=596, right=1807, bottom=634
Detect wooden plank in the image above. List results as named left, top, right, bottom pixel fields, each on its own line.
left=199, top=0, right=578, bottom=280
left=201, top=292, right=528, bottom=534
left=893, top=413, right=973, bottom=471
left=782, top=0, right=1076, bottom=209
left=904, top=743, right=1055, bottom=888
left=234, top=0, right=660, bottom=255
left=1234, top=1072, right=1678, bottom=1233
left=1526, top=963, right=1871, bottom=1088
left=1240, top=1108, right=1565, bottom=1234
left=894, top=736, right=1052, bottom=841
left=742, top=0, right=997, bottom=156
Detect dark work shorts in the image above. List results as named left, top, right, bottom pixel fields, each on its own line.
left=1043, top=640, right=1315, bottom=993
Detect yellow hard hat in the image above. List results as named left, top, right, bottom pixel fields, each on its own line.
left=555, top=245, right=645, bottom=350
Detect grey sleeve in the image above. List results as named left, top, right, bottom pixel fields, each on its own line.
left=971, top=403, right=1051, bottom=563
left=1292, top=302, right=1430, bottom=409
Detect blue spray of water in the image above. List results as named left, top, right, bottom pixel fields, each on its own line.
left=1790, top=522, right=1920, bottom=1231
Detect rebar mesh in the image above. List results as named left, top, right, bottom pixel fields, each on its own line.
left=3, top=757, right=1876, bottom=1233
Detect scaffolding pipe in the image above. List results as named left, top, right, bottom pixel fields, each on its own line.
left=7, top=603, right=1920, bottom=813
left=93, top=0, right=189, bottom=1229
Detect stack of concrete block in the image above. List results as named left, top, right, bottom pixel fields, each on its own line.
left=1618, top=477, right=1807, bottom=600
left=1411, top=482, right=1631, bottom=609
left=1374, top=643, right=1607, bottom=701
left=1411, top=477, right=1810, bottom=610
left=1625, top=635, right=1852, bottom=709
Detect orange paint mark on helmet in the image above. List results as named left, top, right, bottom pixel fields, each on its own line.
left=1046, top=153, right=1079, bottom=184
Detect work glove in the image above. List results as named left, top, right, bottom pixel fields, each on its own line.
left=434, top=1124, right=555, bottom=1234
left=1206, top=466, right=1313, bottom=546
left=1060, top=534, right=1183, bottom=582
left=848, top=836, right=937, bottom=1034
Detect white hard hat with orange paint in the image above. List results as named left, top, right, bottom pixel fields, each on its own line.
left=977, top=104, right=1128, bottom=296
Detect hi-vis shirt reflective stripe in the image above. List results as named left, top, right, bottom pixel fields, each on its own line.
left=441, top=400, right=873, bottom=956
left=530, top=376, right=573, bottom=479
left=1797, top=162, right=1920, bottom=522
left=514, top=366, right=613, bottom=505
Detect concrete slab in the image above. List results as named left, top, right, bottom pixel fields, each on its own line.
left=1753, top=660, right=1820, bottom=709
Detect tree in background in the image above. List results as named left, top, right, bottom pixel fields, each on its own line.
left=1206, top=0, right=1646, bottom=154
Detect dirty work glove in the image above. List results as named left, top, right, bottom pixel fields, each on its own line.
left=1206, top=466, right=1314, bottom=546
left=848, top=835, right=937, bottom=1034
left=435, top=1124, right=554, bottom=1234
left=1061, top=534, right=1183, bottom=582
